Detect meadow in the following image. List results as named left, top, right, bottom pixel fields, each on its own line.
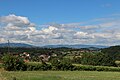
left=1, top=71, right=120, bottom=80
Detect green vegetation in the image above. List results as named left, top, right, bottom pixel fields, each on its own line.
left=0, top=63, right=3, bottom=68
left=115, top=61, right=120, bottom=67
left=2, top=55, right=120, bottom=72
left=2, top=54, right=26, bottom=71
left=0, top=46, right=120, bottom=71
left=25, top=62, right=52, bottom=71
left=0, top=46, right=120, bottom=79
left=1, top=71, right=120, bottom=80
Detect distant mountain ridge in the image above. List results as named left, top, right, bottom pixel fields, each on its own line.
left=0, top=43, right=35, bottom=48
left=42, top=44, right=108, bottom=49
left=0, top=43, right=108, bottom=48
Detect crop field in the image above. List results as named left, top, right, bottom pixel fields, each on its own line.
left=1, top=71, right=120, bottom=80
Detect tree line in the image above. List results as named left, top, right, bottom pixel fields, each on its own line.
left=0, top=46, right=120, bottom=71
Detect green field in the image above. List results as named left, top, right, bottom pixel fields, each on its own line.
left=1, top=71, right=120, bottom=80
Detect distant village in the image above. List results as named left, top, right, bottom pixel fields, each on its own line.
left=0, top=47, right=101, bottom=63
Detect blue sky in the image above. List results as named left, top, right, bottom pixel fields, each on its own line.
left=0, top=0, right=120, bottom=46
left=1, top=0, right=120, bottom=24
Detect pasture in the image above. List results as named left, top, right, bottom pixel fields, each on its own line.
left=1, top=71, right=120, bottom=80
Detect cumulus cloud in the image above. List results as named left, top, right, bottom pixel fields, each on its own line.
left=0, top=14, right=120, bottom=46
left=74, top=32, right=94, bottom=39
left=0, top=14, right=35, bottom=43
left=0, top=14, right=30, bottom=24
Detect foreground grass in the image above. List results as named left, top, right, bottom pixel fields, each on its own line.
left=1, top=71, right=120, bottom=80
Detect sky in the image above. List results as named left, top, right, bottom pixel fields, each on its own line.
left=0, top=0, right=120, bottom=46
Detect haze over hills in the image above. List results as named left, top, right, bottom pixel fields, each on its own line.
left=0, top=43, right=35, bottom=48
left=0, top=43, right=108, bottom=49
left=42, top=44, right=108, bottom=49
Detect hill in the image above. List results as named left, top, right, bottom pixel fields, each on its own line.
left=0, top=43, right=35, bottom=48
left=0, top=43, right=108, bottom=49
left=42, top=44, right=108, bottom=49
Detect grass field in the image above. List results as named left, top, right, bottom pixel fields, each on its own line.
left=1, top=71, right=120, bottom=80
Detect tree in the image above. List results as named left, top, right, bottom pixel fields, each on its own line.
left=72, top=56, right=81, bottom=64
left=2, top=54, right=26, bottom=71
left=60, top=58, right=74, bottom=71
left=50, top=58, right=61, bottom=70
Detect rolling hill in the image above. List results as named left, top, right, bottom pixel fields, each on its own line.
left=0, top=43, right=108, bottom=49
left=0, top=43, right=35, bottom=48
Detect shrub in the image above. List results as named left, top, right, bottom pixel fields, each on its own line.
left=72, top=57, right=81, bottom=64
left=0, top=63, right=3, bottom=68
left=74, top=65, right=96, bottom=71
left=25, top=62, right=52, bottom=71
left=115, top=61, right=120, bottom=67
left=60, top=58, right=74, bottom=71
left=2, top=54, right=26, bottom=71
left=81, top=52, right=115, bottom=66
left=74, top=65, right=120, bottom=72
left=50, top=58, right=62, bottom=70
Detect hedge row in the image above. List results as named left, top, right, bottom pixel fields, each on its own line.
left=25, top=62, right=74, bottom=71
left=2, top=61, right=120, bottom=71
left=74, top=65, right=120, bottom=72
left=2, top=54, right=120, bottom=71
left=25, top=62, right=52, bottom=71
left=24, top=62, right=120, bottom=72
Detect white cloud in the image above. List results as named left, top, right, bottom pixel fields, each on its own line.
left=0, top=38, right=5, bottom=43
left=0, top=14, right=29, bottom=24
left=42, top=26, right=58, bottom=34
left=0, top=14, right=120, bottom=46
left=0, top=14, right=35, bottom=43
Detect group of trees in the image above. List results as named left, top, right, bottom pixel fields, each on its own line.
left=73, top=52, right=115, bottom=66
left=50, top=58, right=73, bottom=70
left=2, top=54, right=26, bottom=71
left=2, top=54, right=73, bottom=71
left=2, top=53, right=120, bottom=71
left=72, top=46, right=120, bottom=66
left=1, top=46, right=120, bottom=71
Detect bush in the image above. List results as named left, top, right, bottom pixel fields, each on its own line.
left=73, top=65, right=120, bottom=72
left=81, top=52, right=115, bottom=66
left=2, top=54, right=26, bottom=71
left=25, top=62, right=52, bottom=71
left=0, top=63, right=3, bottom=68
left=72, top=57, right=81, bottom=64
left=50, top=58, right=62, bottom=70
left=50, top=58, right=74, bottom=71
left=2, top=54, right=120, bottom=72
left=60, top=63, right=72, bottom=70
left=74, top=65, right=96, bottom=71
left=60, top=59, right=74, bottom=71
left=115, top=61, right=120, bottom=67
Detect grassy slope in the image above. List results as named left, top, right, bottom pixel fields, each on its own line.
left=1, top=71, right=120, bottom=80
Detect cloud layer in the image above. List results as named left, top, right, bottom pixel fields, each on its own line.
left=0, top=14, right=120, bottom=46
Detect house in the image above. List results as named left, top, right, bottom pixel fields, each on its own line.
left=20, top=52, right=30, bottom=62
left=39, top=54, right=51, bottom=62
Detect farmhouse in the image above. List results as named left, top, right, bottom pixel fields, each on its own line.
left=39, top=54, right=51, bottom=62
